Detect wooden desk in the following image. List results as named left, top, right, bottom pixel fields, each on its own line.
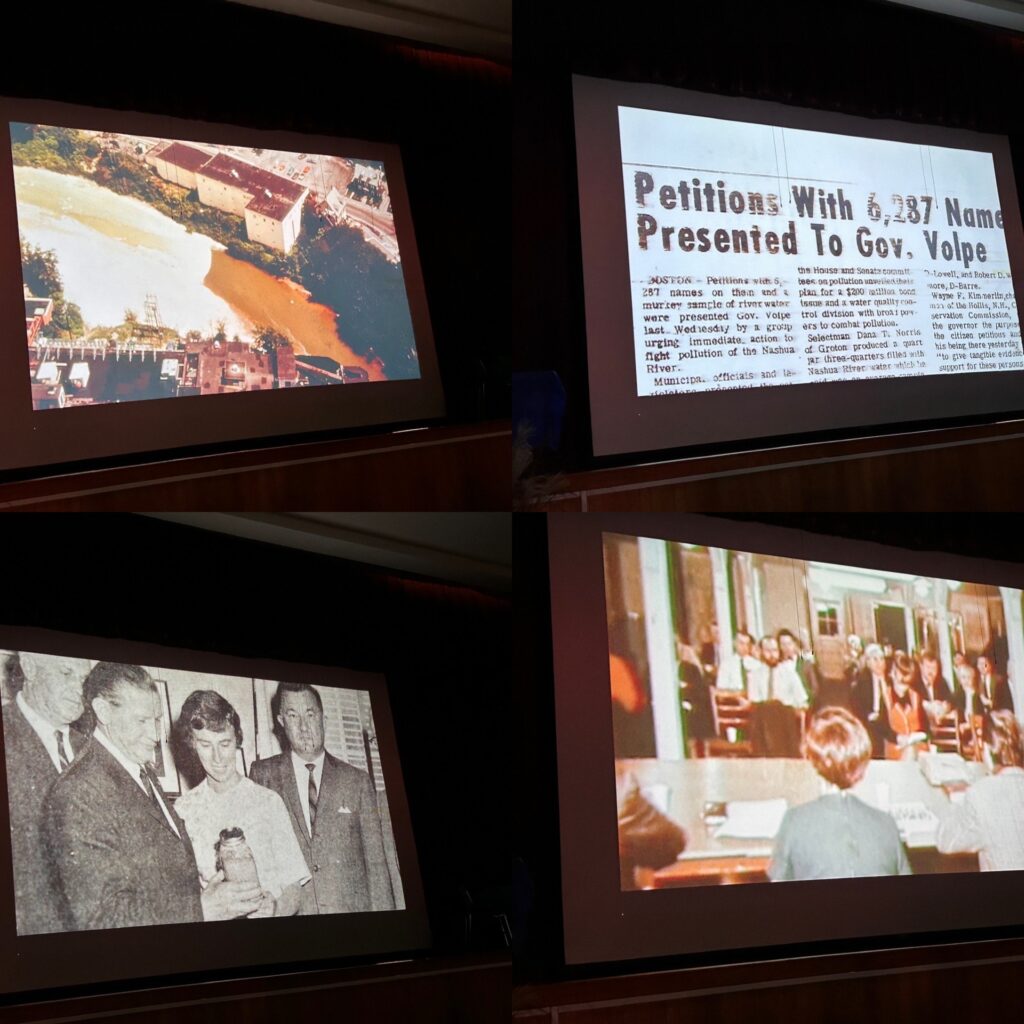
left=618, top=756, right=986, bottom=885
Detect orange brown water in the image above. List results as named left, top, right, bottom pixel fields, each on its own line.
left=204, top=248, right=386, bottom=381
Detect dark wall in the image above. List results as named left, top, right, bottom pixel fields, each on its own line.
left=516, top=0, right=1024, bottom=466
left=0, top=513, right=511, bottom=1000
left=3, top=0, right=510, bottom=423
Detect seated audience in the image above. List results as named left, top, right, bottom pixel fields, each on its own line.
left=778, top=629, right=819, bottom=708
left=883, top=652, right=926, bottom=760
left=977, top=652, right=1014, bottom=713
left=769, top=707, right=911, bottom=881
left=676, top=639, right=714, bottom=750
left=851, top=643, right=892, bottom=758
left=953, top=660, right=988, bottom=759
left=715, top=630, right=764, bottom=696
left=844, top=634, right=865, bottom=685
left=936, top=710, right=1024, bottom=871
left=915, top=651, right=954, bottom=728
left=748, top=636, right=808, bottom=709
left=748, top=636, right=807, bottom=757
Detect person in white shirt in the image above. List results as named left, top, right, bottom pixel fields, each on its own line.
left=174, top=689, right=309, bottom=916
left=716, top=630, right=766, bottom=697
left=749, top=636, right=809, bottom=709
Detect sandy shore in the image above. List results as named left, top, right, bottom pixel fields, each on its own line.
left=204, top=249, right=386, bottom=381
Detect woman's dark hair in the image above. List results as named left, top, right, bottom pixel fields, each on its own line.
left=892, top=651, right=918, bottom=686
left=172, top=690, right=242, bottom=786
left=178, top=689, right=243, bottom=747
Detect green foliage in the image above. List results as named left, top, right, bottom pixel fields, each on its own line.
left=299, top=224, right=416, bottom=375
left=51, top=299, right=84, bottom=338
left=253, top=325, right=289, bottom=353
left=20, top=238, right=64, bottom=298
left=11, top=124, right=93, bottom=175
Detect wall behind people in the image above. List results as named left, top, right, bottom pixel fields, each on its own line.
left=1, top=0, right=511, bottom=424
left=516, top=0, right=1024, bottom=466
left=0, top=514, right=511, bottom=959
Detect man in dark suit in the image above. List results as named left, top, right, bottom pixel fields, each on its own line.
left=44, top=662, right=262, bottom=931
left=977, top=653, right=1014, bottom=712
left=850, top=643, right=893, bottom=758
left=250, top=682, right=395, bottom=914
left=2, top=652, right=91, bottom=934
left=916, top=652, right=955, bottom=706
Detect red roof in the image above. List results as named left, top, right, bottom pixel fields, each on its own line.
left=199, top=152, right=305, bottom=204
left=155, top=141, right=214, bottom=173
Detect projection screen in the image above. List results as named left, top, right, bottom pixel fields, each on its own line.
left=0, top=627, right=428, bottom=995
left=574, top=75, right=1024, bottom=458
left=550, top=513, right=1024, bottom=965
left=0, top=97, right=443, bottom=473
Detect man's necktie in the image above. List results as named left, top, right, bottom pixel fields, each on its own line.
left=740, top=659, right=748, bottom=693
left=306, top=762, right=318, bottom=831
left=139, top=767, right=162, bottom=811
left=55, top=731, right=70, bottom=771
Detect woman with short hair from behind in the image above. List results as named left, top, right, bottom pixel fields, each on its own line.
left=769, top=706, right=911, bottom=881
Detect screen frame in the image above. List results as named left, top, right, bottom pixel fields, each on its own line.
left=550, top=512, right=1024, bottom=966
left=0, top=624, right=430, bottom=996
left=0, top=96, right=445, bottom=475
left=573, top=74, right=1024, bottom=460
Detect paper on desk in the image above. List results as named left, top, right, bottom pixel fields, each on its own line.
left=889, top=801, right=939, bottom=847
left=713, top=798, right=788, bottom=839
left=920, top=752, right=970, bottom=786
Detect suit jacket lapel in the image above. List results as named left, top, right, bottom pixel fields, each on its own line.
left=278, top=755, right=312, bottom=844
left=10, top=702, right=60, bottom=780
left=314, top=754, right=347, bottom=837
left=91, top=739, right=175, bottom=836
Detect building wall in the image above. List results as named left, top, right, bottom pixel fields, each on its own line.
left=146, top=153, right=199, bottom=191
left=244, top=207, right=287, bottom=253
left=196, top=172, right=253, bottom=217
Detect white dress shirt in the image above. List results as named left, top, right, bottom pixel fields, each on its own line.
left=749, top=660, right=809, bottom=708
left=717, top=655, right=765, bottom=694
left=290, top=748, right=326, bottom=836
left=16, top=690, right=75, bottom=773
left=92, top=727, right=179, bottom=837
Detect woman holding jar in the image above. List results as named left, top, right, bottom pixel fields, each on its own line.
left=173, top=689, right=309, bottom=917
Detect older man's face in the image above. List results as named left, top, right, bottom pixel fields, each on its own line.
left=100, top=683, right=162, bottom=766
left=22, top=654, right=90, bottom=727
left=278, top=688, right=325, bottom=761
left=734, top=633, right=752, bottom=658
left=921, top=658, right=939, bottom=686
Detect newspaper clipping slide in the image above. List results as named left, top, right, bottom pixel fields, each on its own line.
left=619, top=106, right=1024, bottom=398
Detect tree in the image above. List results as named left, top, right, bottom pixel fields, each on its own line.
left=51, top=300, right=84, bottom=339
left=20, top=239, right=64, bottom=298
left=253, top=325, right=289, bottom=388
